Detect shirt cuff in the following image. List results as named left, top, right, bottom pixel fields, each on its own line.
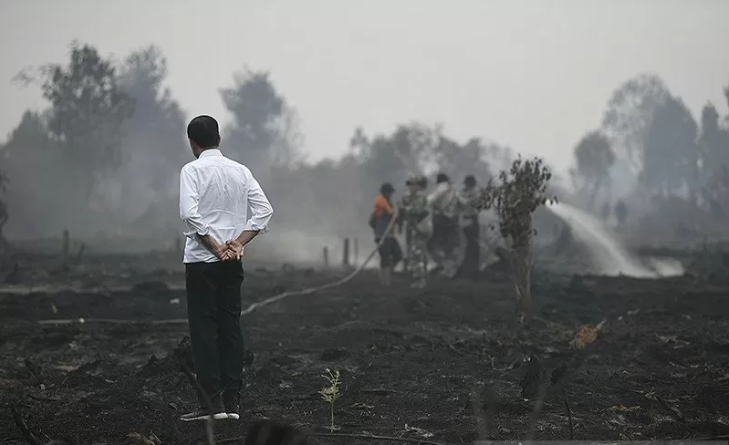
left=183, top=226, right=211, bottom=238
left=245, top=221, right=269, bottom=233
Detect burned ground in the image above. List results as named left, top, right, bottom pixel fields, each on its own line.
left=1, top=253, right=728, bottom=444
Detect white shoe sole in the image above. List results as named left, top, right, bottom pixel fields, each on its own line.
left=226, top=413, right=240, bottom=420
left=180, top=412, right=229, bottom=422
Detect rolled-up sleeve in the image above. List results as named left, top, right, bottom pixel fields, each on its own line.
left=244, top=175, right=273, bottom=233
left=179, top=166, right=211, bottom=238
left=427, top=183, right=447, bottom=206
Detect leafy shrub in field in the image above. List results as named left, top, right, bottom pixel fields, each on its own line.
left=475, top=156, right=556, bottom=323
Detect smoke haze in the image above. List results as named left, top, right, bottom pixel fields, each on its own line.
left=1, top=0, right=729, bottom=262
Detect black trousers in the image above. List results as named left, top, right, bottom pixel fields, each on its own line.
left=460, top=216, right=480, bottom=275
left=427, top=215, right=460, bottom=265
left=376, top=236, right=403, bottom=268
left=185, top=260, right=245, bottom=409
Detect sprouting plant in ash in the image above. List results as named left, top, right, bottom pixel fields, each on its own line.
left=318, top=368, right=342, bottom=432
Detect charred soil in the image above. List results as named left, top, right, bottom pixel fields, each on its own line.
left=1, top=253, right=728, bottom=444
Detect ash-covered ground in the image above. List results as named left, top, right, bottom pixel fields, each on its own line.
left=1, top=250, right=728, bottom=444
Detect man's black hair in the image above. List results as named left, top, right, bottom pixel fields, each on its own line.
left=464, top=175, right=477, bottom=187
left=436, top=173, right=450, bottom=184
left=187, top=115, right=220, bottom=148
left=380, top=182, right=395, bottom=195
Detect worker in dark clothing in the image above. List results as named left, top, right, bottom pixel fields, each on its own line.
left=427, top=173, right=460, bottom=277
left=458, top=175, right=481, bottom=277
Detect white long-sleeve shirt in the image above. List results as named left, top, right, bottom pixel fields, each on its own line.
left=179, top=149, right=273, bottom=263
left=427, top=182, right=459, bottom=218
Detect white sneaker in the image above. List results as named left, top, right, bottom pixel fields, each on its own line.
left=180, top=409, right=228, bottom=422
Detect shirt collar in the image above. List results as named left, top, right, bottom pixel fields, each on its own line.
left=199, top=149, right=222, bottom=158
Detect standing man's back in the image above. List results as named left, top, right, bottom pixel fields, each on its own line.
left=179, top=115, right=273, bottom=422
left=181, top=150, right=271, bottom=263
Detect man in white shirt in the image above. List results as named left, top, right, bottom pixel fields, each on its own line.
left=178, top=115, right=273, bottom=422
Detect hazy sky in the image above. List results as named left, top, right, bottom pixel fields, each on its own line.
left=2, top=0, right=728, bottom=174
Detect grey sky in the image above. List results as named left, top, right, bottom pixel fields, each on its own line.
left=2, top=0, right=728, bottom=174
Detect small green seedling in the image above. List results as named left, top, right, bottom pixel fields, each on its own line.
left=318, top=368, right=342, bottom=432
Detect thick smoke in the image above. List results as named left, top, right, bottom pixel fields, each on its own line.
left=2, top=43, right=729, bottom=260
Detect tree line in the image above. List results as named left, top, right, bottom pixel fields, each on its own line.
left=0, top=41, right=728, bottom=246
left=572, top=74, right=729, bottom=217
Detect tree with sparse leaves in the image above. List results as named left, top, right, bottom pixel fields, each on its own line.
left=115, top=45, right=187, bottom=224
left=602, top=73, right=671, bottom=173
left=351, top=123, right=493, bottom=195
left=40, top=41, right=134, bottom=204
left=118, top=45, right=187, bottom=167
left=571, top=130, right=615, bottom=207
left=355, top=123, right=441, bottom=187
left=697, top=103, right=729, bottom=206
left=220, top=69, right=303, bottom=169
left=476, top=156, right=555, bottom=323
left=1, top=112, right=69, bottom=236
left=614, top=200, right=628, bottom=226
left=0, top=168, right=7, bottom=252
left=640, top=95, right=698, bottom=196
left=601, top=201, right=611, bottom=221
left=433, top=136, right=493, bottom=184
